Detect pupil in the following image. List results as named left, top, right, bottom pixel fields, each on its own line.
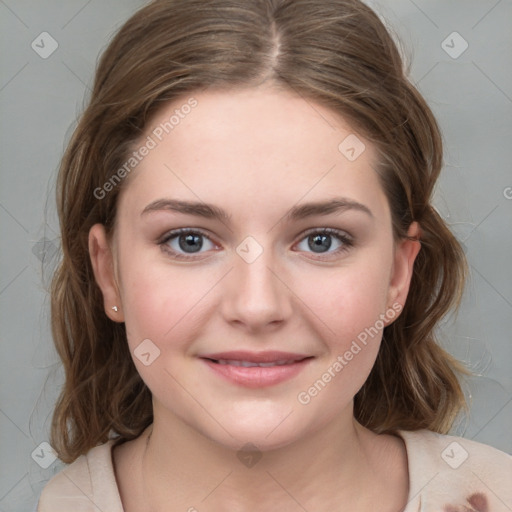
left=309, top=234, right=331, bottom=253
left=179, top=233, right=203, bottom=253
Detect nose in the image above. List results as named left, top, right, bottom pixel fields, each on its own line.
left=220, top=245, right=293, bottom=332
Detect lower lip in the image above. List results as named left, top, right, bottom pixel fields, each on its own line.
left=201, top=358, right=312, bottom=388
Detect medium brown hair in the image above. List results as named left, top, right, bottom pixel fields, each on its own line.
left=50, top=0, right=468, bottom=463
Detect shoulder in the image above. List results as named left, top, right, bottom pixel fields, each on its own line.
left=396, top=429, right=512, bottom=512
left=37, top=440, right=124, bottom=512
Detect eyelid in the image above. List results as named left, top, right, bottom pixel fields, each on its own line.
left=296, top=226, right=353, bottom=241
left=158, top=227, right=216, bottom=244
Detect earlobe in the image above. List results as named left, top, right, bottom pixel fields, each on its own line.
left=88, top=223, right=124, bottom=322
left=386, top=221, right=421, bottom=320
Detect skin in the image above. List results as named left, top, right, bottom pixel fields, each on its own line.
left=89, top=85, right=421, bottom=511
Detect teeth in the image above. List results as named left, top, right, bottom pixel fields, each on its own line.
left=216, top=359, right=295, bottom=367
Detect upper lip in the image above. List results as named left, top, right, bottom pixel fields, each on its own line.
left=199, top=351, right=312, bottom=363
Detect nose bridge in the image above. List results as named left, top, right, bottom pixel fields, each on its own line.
left=222, top=236, right=291, bottom=328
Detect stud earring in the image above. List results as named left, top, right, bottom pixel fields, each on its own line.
left=112, top=306, right=118, bottom=312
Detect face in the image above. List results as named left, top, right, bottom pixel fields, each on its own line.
left=90, top=85, right=420, bottom=451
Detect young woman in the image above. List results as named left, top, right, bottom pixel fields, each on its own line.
left=37, top=0, right=511, bottom=511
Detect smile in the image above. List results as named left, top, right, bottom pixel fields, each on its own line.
left=214, top=359, right=300, bottom=367
left=199, top=351, right=314, bottom=388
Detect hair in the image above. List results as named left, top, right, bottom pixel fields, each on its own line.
left=50, top=0, right=469, bottom=464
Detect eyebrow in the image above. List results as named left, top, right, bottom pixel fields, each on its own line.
left=141, top=197, right=374, bottom=222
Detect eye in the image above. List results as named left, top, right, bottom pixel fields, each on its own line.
left=159, top=228, right=217, bottom=260
left=294, top=228, right=353, bottom=257
left=158, top=227, right=354, bottom=261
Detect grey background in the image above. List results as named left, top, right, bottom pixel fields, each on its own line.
left=0, top=1, right=511, bottom=510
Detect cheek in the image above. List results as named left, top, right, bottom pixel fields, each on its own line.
left=292, top=252, right=394, bottom=403
left=118, top=262, right=225, bottom=374
left=292, top=266, right=391, bottom=415
left=116, top=241, right=197, bottom=348
left=122, top=273, right=195, bottom=344
left=118, top=265, right=206, bottom=396
left=300, top=259, right=392, bottom=342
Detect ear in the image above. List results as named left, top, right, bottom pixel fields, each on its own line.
left=89, top=223, right=124, bottom=322
left=385, top=221, right=421, bottom=323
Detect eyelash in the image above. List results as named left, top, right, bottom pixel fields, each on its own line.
left=158, top=227, right=354, bottom=261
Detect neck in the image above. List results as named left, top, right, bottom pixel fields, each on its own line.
left=136, top=403, right=407, bottom=511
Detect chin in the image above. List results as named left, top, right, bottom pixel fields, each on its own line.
left=198, top=402, right=321, bottom=453
left=209, top=423, right=305, bottom=453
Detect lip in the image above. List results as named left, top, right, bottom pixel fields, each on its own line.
left=200, top=350, right=311, bottom=363
left=199, top=351, right=314, bottom=388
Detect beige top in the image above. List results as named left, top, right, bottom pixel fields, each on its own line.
left=37, top=429, right=512, bottom=511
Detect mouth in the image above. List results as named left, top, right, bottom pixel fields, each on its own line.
left=210, top=359, right=306, bottom=367
left=199, top=351, right=314, bottom=388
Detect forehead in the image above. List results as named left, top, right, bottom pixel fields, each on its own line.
left=117, top=86, right=389, bottom=222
